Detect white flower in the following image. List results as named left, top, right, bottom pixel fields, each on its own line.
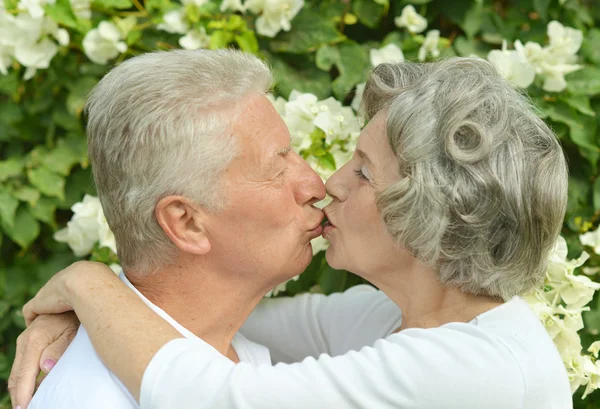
left=351, top=82, right=365, bottom=112
left=220, top=0, right=245, bottom=12
left=513, top=22, right=583, bottom=92
left=547, top=20, right=583, bottom=57
left=394, top=5, right=427, bottom=34
left=246, top=0, right=304, bottom=38
left=313, top=97, right=359, bottom=143
left=588, top=341, right=600, bottom=358
left=54, top=195, right=117, bottom=256
left=0, top=12, right=69, bottom=80
left=311, top=235, right=329, bottom=255
left=14, top=38, right=57, bottom=80
left=181, top=0, right=208, bottom=6
left=82, top=21, right=127, bottom=65
left=418, top=30, right=440, bottom=61
left=98, top=216, right=117, bottom=254
left=54, top=195, right=104, bottom=256
left=580, top=227, right=600, bottom=255
left=17, top=0, right=55, bottom=19
left=157, top=9, right=189, bottom=34
left=369, top=43, right=404, bottom=67
left=70, top=0, right=91, bottom=19
left=178, top=27, right=211, bottom=50
left=487, top=40, right=535, bottom=88
left=113, top=16, right=137, bottom=39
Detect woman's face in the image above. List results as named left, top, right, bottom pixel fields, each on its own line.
left=323, top=111, right=405, bottom=277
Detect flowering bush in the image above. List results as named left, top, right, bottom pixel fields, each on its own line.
left=1, top=0, right=600, bottom=407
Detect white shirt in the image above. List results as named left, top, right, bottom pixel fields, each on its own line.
left=142, top=285, right=572, bottom=409
left=29, top=273, right=271, bottom=409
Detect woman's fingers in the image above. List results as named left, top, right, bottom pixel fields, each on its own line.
left=8, top=313, right=80, bottom=409
left=38, top=314, right=79, bottom=372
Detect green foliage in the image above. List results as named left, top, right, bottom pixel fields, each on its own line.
left=1, top=0, right=600, bottom=407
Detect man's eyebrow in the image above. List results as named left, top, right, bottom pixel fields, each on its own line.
left=356, top=148, right=373, bottom=166
left=276, top=145, right=292, bottom=156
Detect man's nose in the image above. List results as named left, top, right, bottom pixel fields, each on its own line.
left=293, top=154, right=326, bottom=205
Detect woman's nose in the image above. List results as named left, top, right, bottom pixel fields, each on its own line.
left=325, top=164, right=349, bottom=203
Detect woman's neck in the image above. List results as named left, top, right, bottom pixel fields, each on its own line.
left=370, top=261, right=504, bottom=332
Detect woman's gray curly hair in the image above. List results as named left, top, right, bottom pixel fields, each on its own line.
left=361, top=58, right=568, bottom=300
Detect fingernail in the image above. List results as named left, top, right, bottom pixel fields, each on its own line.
left=16, top=406, right=21, bottom=409
left=42, top=358, right=56, bottom=372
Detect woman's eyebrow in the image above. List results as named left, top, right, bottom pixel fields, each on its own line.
left=356, top=149, right=373, bottom=166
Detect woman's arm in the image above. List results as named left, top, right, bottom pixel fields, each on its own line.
left=21, top=262, right=183, bottom=401
left=242, top=285, right=401, bottom=363
left=21, top=263, right=524, bottom=409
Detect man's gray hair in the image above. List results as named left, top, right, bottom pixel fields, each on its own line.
left=361, top=58, right=568, bottom=300
left=85, top=49, right=273, bottom=274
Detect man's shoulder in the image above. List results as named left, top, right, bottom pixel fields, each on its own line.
left=29, top=326, right=137, bottom=409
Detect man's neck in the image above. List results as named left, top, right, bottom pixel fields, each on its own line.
left=124, top=264, right=267, bottom=359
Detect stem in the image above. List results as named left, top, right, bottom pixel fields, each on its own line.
left=338, top=0, right=352, bottom=34
left=130, top=0, right=147, bottom=14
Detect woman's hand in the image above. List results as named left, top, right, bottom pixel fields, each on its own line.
left=8, top=312, right=80, bottom=409
left=22, top=261, right=116, bottom=325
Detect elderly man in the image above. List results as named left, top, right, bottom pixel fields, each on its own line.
left=27, top=49, right=326, bottom=408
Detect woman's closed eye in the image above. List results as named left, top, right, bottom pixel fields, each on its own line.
left=353, top=165, right=371, bottom=181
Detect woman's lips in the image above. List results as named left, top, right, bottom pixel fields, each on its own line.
left=322, top=217, right=336, bottom=237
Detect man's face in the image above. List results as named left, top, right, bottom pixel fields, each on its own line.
left=203, top=94, right=326, bottom=290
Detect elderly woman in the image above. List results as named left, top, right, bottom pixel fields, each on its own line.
left=13, top=57, right=571, bottom=409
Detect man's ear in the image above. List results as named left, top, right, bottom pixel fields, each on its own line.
left=155, top=196, right=211, bottom=255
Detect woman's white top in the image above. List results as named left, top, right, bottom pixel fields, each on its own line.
left=140, top=285, right=572, bottom=409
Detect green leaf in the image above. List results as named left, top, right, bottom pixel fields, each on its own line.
left=0, top=187, right=19, bottom=228
left=145, top=0, right=170, bottom=12
left=52, top=106, right=83, bottom=131
left=269, top=9, right=346, bottom=54
left=2, top=206, right=40, bottom=248
left=27, top=167, right=66, bottom=200
left=352, top=0, right=386, bottom=29
left=0, top=71, right=19, bottom=96
left=594, top=176, right=600, bottom=212
left=581, top=29, right=600, bottom=66
left=209, top=30, right=235, bottom=49
left=565, top=67, right=600, bottom=96
left=400, top=0, right=433, bottom=4
left=331, top=41, right=370, bottom=100
left=58, top=166, right=96, bottom=209
left=562, top=95, right=596, bottom=117
left=41, top=143, right=82, bottom=176
left=533, top=0, right=551, bottom=21
left=66, top=76, right=99, bottom=116
left=0, top=103, right=23, bottom=125
left=318, top=265, right=347, bottom=294
left=318, top=152, right=336, bottom=171
left=235, top=31, right=259, bottom=54
left=540, top=101, right=599, bottom=166
left=268, top=53, right=332, bottom=100
left=91, top=0, right=132, bottom=9
left=461, top=2, right=482, bottom=38
left=44, top=0, right=77, bottom=29
left=0, top=158, right=24, bottom=182
left=315, top=44, right=340, bottom=71
left=28, top=196, right=58, bottom=225
left=12, top=186, right=40, bottom=206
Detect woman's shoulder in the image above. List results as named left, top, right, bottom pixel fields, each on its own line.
left=380, top=298, right=572, bottom=409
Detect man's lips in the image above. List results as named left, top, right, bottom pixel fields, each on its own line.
left=307, top=211, right=325, bottom=238
left=322, top=209, right=335, bottom=228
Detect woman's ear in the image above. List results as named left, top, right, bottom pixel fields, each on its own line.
left=155, top=196, right=211, bottom=255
